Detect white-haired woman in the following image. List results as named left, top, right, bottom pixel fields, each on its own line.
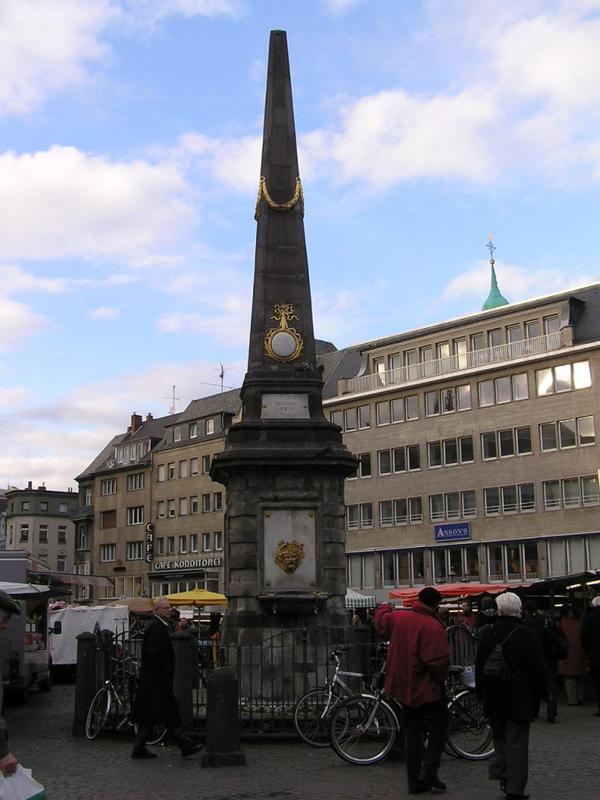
left=475, top=592, right=546, bottom=800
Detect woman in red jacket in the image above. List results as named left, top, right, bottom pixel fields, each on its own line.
left=374, top=587, right=450, bottom=795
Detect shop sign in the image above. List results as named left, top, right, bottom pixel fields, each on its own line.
left=145, top=523, right=154, bottom=563
left=434, top=522, right=471, bottom=542
left=152, top=557, right=223, bottom=572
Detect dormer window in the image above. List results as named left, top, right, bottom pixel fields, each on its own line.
left=174, top=427, right=182, bottom=442
left=189, top=422, right=198, bottom=438
left=205, top=418, right=215, bottom=436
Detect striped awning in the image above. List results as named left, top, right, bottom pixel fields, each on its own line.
left=346, top=588, right=375, bottom=609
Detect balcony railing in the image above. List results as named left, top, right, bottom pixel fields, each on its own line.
left=344, top=331, right=563, bottom=395
left=71, top=505, right=94, bottom=521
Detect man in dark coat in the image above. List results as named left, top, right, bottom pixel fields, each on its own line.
left=0, top=590, right=22, bottom=776
left=374, top=587, right=450, bottom=795
left=131, top=597, right=200, bottom=759
left=476, top=592, right=546, bottom=800
left=581, top=595, right=600, bottom=716
left=522, top=598, right=563, bottom=723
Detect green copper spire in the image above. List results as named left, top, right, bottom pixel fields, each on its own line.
left=482, top=237, right=509, bottom=310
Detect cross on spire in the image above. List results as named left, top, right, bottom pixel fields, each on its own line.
left=486, top=235, right=496, bottom=264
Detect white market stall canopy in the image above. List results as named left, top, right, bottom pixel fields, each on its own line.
left=345, top=588, right=375, bottom=609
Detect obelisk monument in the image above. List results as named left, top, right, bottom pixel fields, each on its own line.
left=210, top=30, right=356, bottom=647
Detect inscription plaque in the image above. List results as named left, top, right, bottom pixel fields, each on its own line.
left=261, top=393, right=309, bottom=419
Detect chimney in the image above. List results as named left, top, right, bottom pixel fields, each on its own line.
left=130, top=412, right=142, bottom=434
left=27, top=481, right=33, bottom=490
left=145, top=413, right=154, bottom=422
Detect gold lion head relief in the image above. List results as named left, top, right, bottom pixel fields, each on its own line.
left=275, top=539, right=305, bottom=574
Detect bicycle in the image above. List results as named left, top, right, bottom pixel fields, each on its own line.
left=85, top=654, right=167, bottom=745
left=329, top=664, right=493, bottom=765
left=293, top=646, right=374, bottom=747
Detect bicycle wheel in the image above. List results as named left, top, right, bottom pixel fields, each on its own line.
left=446, top=689, right=494, bottom=760
left=329, top=695, right=398, bottom=765
left=86, top=685, right=112, bottom=740
left=294, top=689, right=335, bottom=747
left=146, top=725, right=168, bottom=746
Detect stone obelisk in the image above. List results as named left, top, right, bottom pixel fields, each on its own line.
left=210, top=30, right=356, bottom=647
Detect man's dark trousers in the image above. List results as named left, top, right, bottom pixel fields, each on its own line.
left=402, top=699, right=448, bottom=786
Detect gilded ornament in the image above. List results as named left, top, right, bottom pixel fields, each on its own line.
left=274, top=539, right=305, bottom=574
left=264, top=303, right=304, bottom=362
left=254, top=176, right=304, bottom=220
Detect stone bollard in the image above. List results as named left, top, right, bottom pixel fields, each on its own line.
left=201, top=667, right=246, bottom=767
left=171, top=632, right=196, bottom=733
left=72, top=632, right=99, bottom=737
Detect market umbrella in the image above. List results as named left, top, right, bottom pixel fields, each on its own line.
left=166, top=588, right=228, bottom=607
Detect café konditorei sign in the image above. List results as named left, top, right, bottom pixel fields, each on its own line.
left=434, top=522, right=471, bottom=542
left=152, top=557, right=223, bottom=572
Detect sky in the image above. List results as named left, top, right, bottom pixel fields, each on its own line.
left=1, top=0, right=600, bottom=491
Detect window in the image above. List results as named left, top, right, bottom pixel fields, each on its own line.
left=58, top=503, right=68, bottom=513
left=393, top=447, right=405, bottom=473
left=459, top=436, right=474, bottom=462
left=174, top=426, right=182, bottom=442
left=482, top=432, right=497, bottom=460
left=405, top=395, right=419, bottom=420
left=495, top=376, right=511, bottom=404
left=525, top=319, right=541, bottom=339
left=190, top=496, right=199, bottom=514
left=489, top=328, right=503, bottom=348
left=127, top=506, right=144, bottom=525
left=213, top=492, right=223, bottom=511
left=484, top=487, right=500, bottom=515
left=179, top=460, right=188, bottom=479
left=443, top=438, right=458, bottom=465
left=358, top=453, right=371, bottom=478
left=203, top=533, right=212, bottom=552
left=499, top=429, right=515, bottom=457
left=167, top=462, right=175, bottom=480
left=563, top=478, right=581, bottom=508
left=189, top=422, right=198, bottom=438
left=536, top=361, right=592, bottom=396
left=558, top=419, right=577, bottom=449
left=100, top=544, right=116, bottom=563
left=426, top=391, right=440, bottom=416
left=331, top=410, right=343, bottom=428
left=157, top=501, right=166, bottom=519
left=512, top=373, right=528, bottom=401
left=157, top=465, right=166, bottom=482
left=543, top=480, right=561, bottom=509
left=38, top=525, right=48, bottom=544
left=127, top=473, right=144, bottom=491
left=391, top=398, right=404, bottom=423
left=378, top=450, right=391, bottom=475
left=409, top=497, right=423, bottom=523
left=202, top=455, right=211, bottom=473
left=190, top=457, right=199, bottom=476
left=540, top=422, right=557, bottom=451
left=379, top=500, right=393, bottom=526
left=407, top=445, right=420, bottom=470
left=58, top=525, right=67, bottom=544
left=388, top=352, right=401, bottom=370
left=470, top=332, right=485, bottom=350
left=430, top=494, right=444, bottom=522
left=358, top=405, right=370, bottom=429
left=205, top=418, right=215, bottom=435
left=582, top=475, right=600, bottom=505
left=56, top=556, right=66, bottom=573
left=501, top=485, right=517, bottom=513
left=166, top=537, right=175, bottom=555
left=126, top=541, right=143, bottom=560
left=462, top=490, right=476, bottom=517
left=345, top=407, right=358, bottom=430
left=100, top=509, right=116, bottom=529
left=376, top=402, right=389, bottom=426
left=214, top=531, right=223, bottom=551
left=360, top=503, right=373, bottom=528
left=190, top=533, right=199, bottom=553
left=101, top=479, right=117, bottom=495
left=202, top=494, right=211, bottom=513
left=168, top=499, right=176, bottom=517
left=21, top=500, right=30, bottom=511
left=478, top=380, right=494, bottom=407
left=516, top=426, right=532, bottom=454
left=457, top=384, right=471, bottom=410
left=19, top=524, right=29, bottom=542
left=506, top=324, right=521, bottom=343
left=519, top=483, right=535, bottom=511
left=179, top=535, right=187, bottom=554
left=40, top=501, right=48, bottom=511
left=578, top=416, right=595, bottom=446
left=394, top=498, right=407, bottom=524
left=441, top=388, right=456, bottom=413
left=179, top=497, right=188, bottom=516
left=544, top=315, right=560, bottom=335
left=346, top=505, right=359, bottom=530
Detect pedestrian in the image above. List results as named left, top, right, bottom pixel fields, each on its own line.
left=522, top=598, right=563, bottom=723
left=475, top=592, right=546, bottom=800
left=374, top=587, right=450, bottom=795
left=558, top=605, right=586, bottom=705
left=474, top=596, right=497, bottom=633
left=131, top=597, right=201, bottom=759
left=580, top=595, right=600, bottom=716
left=455, top=599, right=476, bottom=629
left=0, top=590, right=22, bottom=776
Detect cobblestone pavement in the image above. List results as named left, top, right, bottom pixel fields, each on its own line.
left=5, top=685, right=599, bottom=800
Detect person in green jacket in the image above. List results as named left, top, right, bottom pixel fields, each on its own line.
left=0, top=589, right=22, bottom=776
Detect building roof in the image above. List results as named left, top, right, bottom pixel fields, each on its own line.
left=174, top=388, right=241, bottom=425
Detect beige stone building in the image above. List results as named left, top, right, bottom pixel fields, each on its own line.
left=322, top=281, right=600, bottom=601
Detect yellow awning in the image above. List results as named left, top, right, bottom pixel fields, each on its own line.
left=166, top=588, right=228, bottom=607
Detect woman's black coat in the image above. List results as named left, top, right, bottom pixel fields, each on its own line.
left=132, top=617, right=181, bottom=729
left=475, top=616, right=547, bottom=724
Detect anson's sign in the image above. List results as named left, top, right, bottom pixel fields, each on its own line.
left=434, top=523, right=471, bottom=542
left=152, top=557, right=223, bottom=572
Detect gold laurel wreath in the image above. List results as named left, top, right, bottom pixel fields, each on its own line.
left=254, top=176, right=303, bottom=220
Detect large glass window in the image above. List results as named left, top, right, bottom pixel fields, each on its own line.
left=391, top=398, right=405, bottom=423
left=512, top=373, right=529, bottom=400
left=562, top=478, right=581, bottom=507
left=430, top=494, right=444, bottom=522
left=495, top=376, right=511, bottom=404
left=349, top=555, right=362, bottom=587
left=501, top=485, right=517, bottom=513
left=378, top=450, right=391, bottom=475
left=516, top=426, right=532, bottom=454
left=460, top=436, right=474, bottom=463
left=405, top=396, right=419, bottom=420
left=543, top=480, right=561, bottom=509
left=358, top=453, right=371, bottom=477
left=358, top=405, right=370, bottom=429
left=360, top=503, right=373, bottom=527
left=507, top=544, right=522, bottom=579
left=540, top=422, right=557, bottom=451
left=393, top=447, right=406, bottom=472
left=482, top=432, right=497, bottom=460
left=446, top=492, right=460, bottom=520
left=413, top=551, right=425, bottom=582
left=499, top=429, right=515, bottom=457
left=426, top=391, right=440, bottom=416
left=478, top=380, right=494, bottom=407
left=379, top=500, right=393, bottom=526
left=409, top=497, right=423, bottom=523
left=345, top=407, right=358, bottom=430
left=443, top=438, right=458, bottom=465
left=536, top=368, right=554, bottom=396
left=559, top=419, right=577, bottom=449
left=394, top=499, right=408, bottom=524
left=462, top=490, right=476, bottom=517
left=519, top=483, right=535, bottom=511
left=376, top=402, right=390, bottom=426
left=484, top=487, right=500, bottom=515
left=441, top=387, right=456, bottom=413
left=457, top=384, right=471, bottom=410
left=578, top=416, right=595, bottom=446
left=397, top=552, right=410, bottom=584
left=448, top=547, right=462, bottom=579
left=465, top=545, right=479, bottom=578
left=407, top=445, right=421, bottom=470
left=582, top=475, right=600, bottom=505
left=363, top=554, right=375, bottom=587
left=573, top=361, right=592, bottom=389
left=488, top=545, right=504, bottom=580
left=382, top=552, right=395, bottom=586
left=433, top=550, right=447, bottom=582
left=548, top=539, right=566, bottom=576
left=554, top=364, right=572, bottom=393
left=525, top=319, right=541, bottom=339
left=428, top=441, right=442, bottom=468
left=569, top=538, right=586, bottom=573
left=346, top=505, right=359, bottom=530
left=523, top=541, right=539, bottom=578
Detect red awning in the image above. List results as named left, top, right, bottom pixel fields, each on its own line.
left=389, top=582, right=532, bottom=607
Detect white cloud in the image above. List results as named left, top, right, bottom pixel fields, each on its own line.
left=88, top=306, right=120, bottom=319
left=323, top=0, right=362, bottom=11
left=124, top=0, right=243, bottom=22
left=0, top=294, right=49, bottom=351
left=0, top=145, right=195, bottom=261
left=177, top=132, right=260, bottom=193
left=157, top=293, right=251, bottom=346
left=0, top=0, right=118, bottom=115
left=0, top=264, right=68, bottom=294
left=444, top=261, right=595, bottom=304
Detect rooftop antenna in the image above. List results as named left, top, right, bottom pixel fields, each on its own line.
left=163, top=385, right=180, bottom=414
left=219, top=362, right=225, bottom=393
